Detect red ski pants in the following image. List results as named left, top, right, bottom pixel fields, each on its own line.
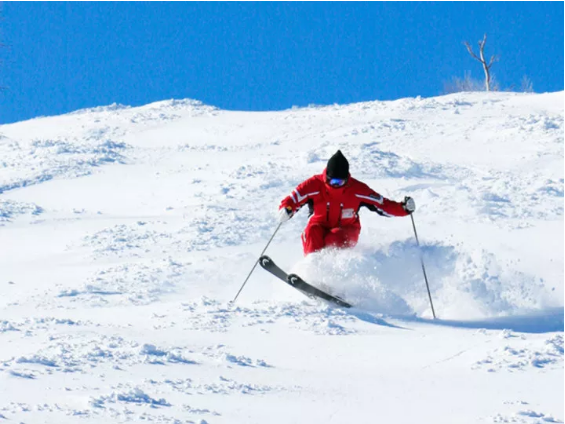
left=301, top=223, right=360, bottom=255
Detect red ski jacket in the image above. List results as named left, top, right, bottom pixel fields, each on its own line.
left=280, top=169, right=408, bottom=230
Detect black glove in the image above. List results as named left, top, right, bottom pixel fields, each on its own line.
left=402, top=196, right=416, bottom=213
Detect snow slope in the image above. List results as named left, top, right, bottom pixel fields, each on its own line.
left=0, top=93, right=563, bottom=424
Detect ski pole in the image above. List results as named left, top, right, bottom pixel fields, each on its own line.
left=410, top=214, right=437, bottom=319
left=232, top=222, right=282, bottom=303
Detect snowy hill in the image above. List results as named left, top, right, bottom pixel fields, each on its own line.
left=0, top=92, right=563, bottom=423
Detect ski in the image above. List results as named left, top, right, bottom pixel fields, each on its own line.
left=286, top=273, right=352, bottom=308
left=259, top=255, right=352, bottom=308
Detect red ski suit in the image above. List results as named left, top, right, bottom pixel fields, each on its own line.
left=280, top=169, right=408, bottom=255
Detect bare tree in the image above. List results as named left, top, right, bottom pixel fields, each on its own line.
left=463, top=34, right=498, bottom=92
left=443, top=71, right=483, bottom=94
left=520, top=75, right=534, bottom=93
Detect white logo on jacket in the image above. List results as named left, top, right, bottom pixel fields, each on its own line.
left=341, top=208, right=355, bottom=219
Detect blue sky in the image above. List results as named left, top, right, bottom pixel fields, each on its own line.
left=1, top=2, right=563, bottom=124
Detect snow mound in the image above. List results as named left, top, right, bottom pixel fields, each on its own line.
left=0, top=136, right=129, bottom=193
left=1, top=91, right=562, bottom=424
left=0, top=199, right=43, bottom=224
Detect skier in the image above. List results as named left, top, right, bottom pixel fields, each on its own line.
left=278, top=150, right=416, bottom=255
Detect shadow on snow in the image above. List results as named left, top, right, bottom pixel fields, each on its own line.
left=394, top=307, right=564, bottom=334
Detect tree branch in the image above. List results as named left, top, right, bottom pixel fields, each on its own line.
left=479, top=34, right=487, bottom=50
left=488, top=55, right=498, bottom=68
left=463, top=41, right=481, bottom=62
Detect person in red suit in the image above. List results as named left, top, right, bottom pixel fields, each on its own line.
left=278, top=150, right=416, bottom=255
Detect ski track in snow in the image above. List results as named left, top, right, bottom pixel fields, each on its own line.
left=0, top=92, right=563, bottom=423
